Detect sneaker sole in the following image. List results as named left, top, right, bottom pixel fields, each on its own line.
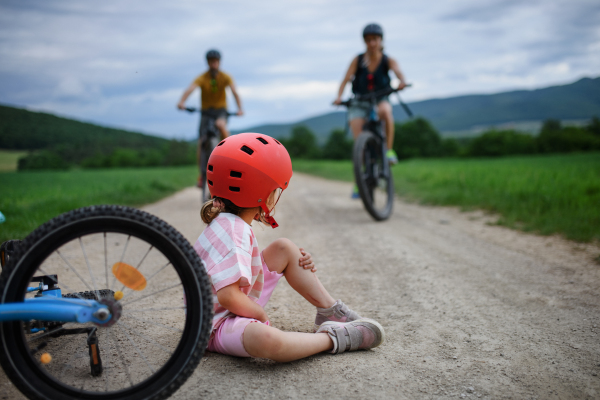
left=318, top=318, right=385, bottom=350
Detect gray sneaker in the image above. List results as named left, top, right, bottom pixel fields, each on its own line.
left=316, top=319, right=385, bottom=354
left=313, top=300, right=362, bottom=332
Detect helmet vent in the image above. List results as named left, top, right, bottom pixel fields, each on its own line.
left=208, top=165, right=213, bottom=172
left=240, top=145, right=254, bottom=155
left=208, top=180, right=213, bottom=186
left=229, top=186, right=241, bottom=192
left=230, top=170, right=242, bottom=178
left=217, top=140, right=225, bottom=147
left=274, top=139, right=281, bottom=145
left=256, top=137, right=268, bottom=145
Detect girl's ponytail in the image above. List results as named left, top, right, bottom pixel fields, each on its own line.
left=201, top=198, right=220, bottom=224
left=200, top=197, right=246, bottom=225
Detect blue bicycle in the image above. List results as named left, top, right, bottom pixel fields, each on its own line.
left=0, top=205, right=212, bottom=400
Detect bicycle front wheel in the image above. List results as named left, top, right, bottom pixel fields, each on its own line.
left=0, top=205, right=212, bottom=400
left=200, top=135, right=219, bottom=203
left=353, top=132, right=394, bottom=221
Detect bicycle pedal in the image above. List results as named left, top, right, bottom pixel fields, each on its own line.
left=1, top=239, right=22, bottom=268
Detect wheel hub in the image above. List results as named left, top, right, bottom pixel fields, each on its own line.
left=96, top=298, right=122, bottom=327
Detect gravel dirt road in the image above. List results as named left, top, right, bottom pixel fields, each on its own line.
left=2, top=172, right=600, bottom=399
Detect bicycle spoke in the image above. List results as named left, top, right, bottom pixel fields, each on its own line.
left=108, top=329, right=134, bottom=389
left=27, top=326, right=65, bottom=343
left=58, top=348, right=79, bottom=380
left=55, top=250, right=93, bottom=292
left=101, top=328, right=111, bottom=392
left=119, top=261, right=171, bottom=302
left=119, top=245, right=153, bottom=293
left=120, top=282, right=182, bottom=307
left=37, top=267, right=92, bottom=304
left=104, top=232, right=109, bottom=289
left=121, top=314, right=183, bottom=333
left=110, top=235, right=131, bottom=292
left=117, top=321, right=173, bottom=355
left=116, top=323, right=156, bottom=374
left=79, top=237, right=99, bottom=297
left=122, top=306, right=186, bottom=314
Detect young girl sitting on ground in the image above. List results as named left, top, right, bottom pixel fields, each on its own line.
left=193, top=132, right=384, bottom=361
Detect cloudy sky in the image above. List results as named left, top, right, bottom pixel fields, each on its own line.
left=1, top=0, right=599, bottom=139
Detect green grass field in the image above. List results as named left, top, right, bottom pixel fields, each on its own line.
left=0, top=149, right=27, bottom=172
left=0, top=167, right=197, bottom=242
left=293, top=153, right=600, bottom=242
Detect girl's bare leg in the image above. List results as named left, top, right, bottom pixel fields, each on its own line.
left=350, top=118, right=365, bottom=139
left=377, top=101, right=395, bottom=150
left=243, top=322, right=332, bottom=362
left=262, top=238, right=336, bottom=309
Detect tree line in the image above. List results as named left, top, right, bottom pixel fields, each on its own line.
left=280, top=117, right=600, bottom=160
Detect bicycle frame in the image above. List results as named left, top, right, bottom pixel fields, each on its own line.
left=0, top=286, right=109, bottom=324
left=345, top=90, right=393, bottom=182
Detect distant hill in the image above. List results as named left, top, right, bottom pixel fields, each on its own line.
left=233, top=77, right=600, bottom=140
left=0, top=104, right=168, bottom=151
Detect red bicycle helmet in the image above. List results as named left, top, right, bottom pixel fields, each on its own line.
left=206, top=132, right=293, bottom=228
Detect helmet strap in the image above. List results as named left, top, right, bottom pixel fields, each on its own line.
left=260, top=204, right=279, bottom=228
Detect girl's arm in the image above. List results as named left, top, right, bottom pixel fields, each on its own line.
left=217, top=279, right=268, bottom=322
left=388, top=57, right=407, bottom=90
left=333, top=57, right=359, bottom=105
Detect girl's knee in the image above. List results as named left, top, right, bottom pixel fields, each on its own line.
left=248, top=327, right=284, bottom=359
left=272, top=238, right=296, bottom=254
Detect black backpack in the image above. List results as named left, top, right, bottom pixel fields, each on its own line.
left=351, top=53, right=392, bottom=96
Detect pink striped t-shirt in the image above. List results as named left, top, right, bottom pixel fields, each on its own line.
left=193, top=213, right=264, bottom=333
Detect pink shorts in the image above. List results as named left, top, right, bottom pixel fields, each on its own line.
left=207, top=255, right=283, bottom=357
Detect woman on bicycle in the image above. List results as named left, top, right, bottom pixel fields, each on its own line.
left=333, top=24, right=408, bottom=196
left=194, top=132, right=384, bottom=361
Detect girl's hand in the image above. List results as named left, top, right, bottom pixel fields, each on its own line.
left=298, top=248, right=316, bottom=273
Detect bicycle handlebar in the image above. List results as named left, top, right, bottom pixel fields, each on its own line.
left=338, top=84, right=412, bottom=107
left=182, top=107, right=239, bottom=117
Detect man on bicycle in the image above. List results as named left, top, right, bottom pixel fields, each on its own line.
left=333, top=24, right=407, bottom=197
left=177, top=49, right=244, bottom=186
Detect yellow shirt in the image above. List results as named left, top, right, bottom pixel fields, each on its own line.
left=194, top=71, right=233, bottom=110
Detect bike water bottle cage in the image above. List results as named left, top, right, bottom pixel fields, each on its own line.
left=206, top=132, right=293, bottom=228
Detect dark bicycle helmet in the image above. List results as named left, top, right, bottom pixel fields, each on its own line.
left=363, top=23, right=383, bottom=38
left=206, top=49, right=221, bottom=60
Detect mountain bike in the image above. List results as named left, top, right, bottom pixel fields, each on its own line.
left=183, top=108, right=237, bottom=203
left=339, top=86, right=411, bottom=221
left=0, top=205, right=213, bottom=400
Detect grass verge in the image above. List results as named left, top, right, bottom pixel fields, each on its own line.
left=0, top=166, right=197, bottom=242
left=292, top=153, right=600, bottom=242
left=0, top=149, right=27, bottom=172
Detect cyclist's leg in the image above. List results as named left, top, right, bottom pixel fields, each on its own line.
left=378, top=100, right=398, bottom=163
left=377, top=100, right=394, bottom=150
left=197, top=138, right=203, bottom=171
left=198, top=116, right=208, bottom=185
left=349, top=118, right=365, bottom=139
left=215, top=118, right=230, bottom=140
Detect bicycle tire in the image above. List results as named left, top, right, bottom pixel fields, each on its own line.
left=0, top=205, right=212, bottom=400
left=62, top=289, right=115, bottom=300
left=353, top=132, right=394, bottom=221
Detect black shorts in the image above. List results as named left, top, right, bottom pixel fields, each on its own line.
left=199, top=108, right=228, bottom=140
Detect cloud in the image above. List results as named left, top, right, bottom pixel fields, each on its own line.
left=0, top=0, right=599, bottom=137
left=238, top=80, right=339, bottom=101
